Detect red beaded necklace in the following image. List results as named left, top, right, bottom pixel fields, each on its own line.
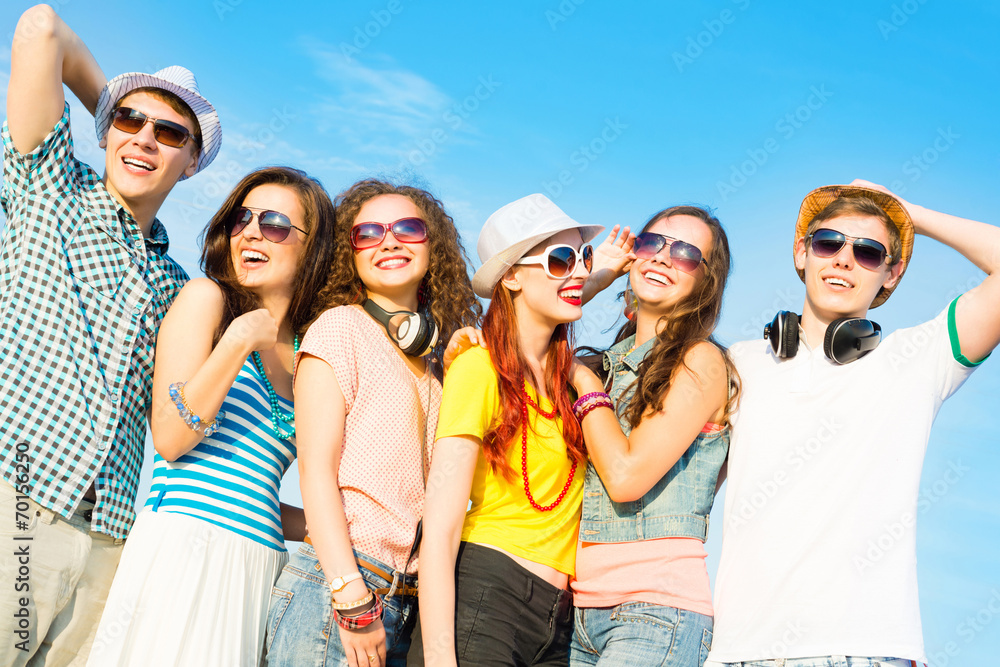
left=520, top=383, right=577, bottom=512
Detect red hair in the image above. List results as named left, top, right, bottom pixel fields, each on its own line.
left=480, top=282, right=586, bottom=482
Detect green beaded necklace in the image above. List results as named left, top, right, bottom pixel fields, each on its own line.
left=251, top=335, right=299, bottom=440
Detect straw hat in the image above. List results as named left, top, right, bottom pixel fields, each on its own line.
left=472, top=194, right=604, bottom=298
left=795, top=184, right=914, bottom=308
left=95, top=66, right=222, bottom=179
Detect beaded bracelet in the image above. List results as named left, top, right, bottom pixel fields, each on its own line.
left=168, top=382, right=224, bottom=436
left=335, top=594, right=383, bottom=630
left=571, top=391, right=610, bottom=414
left=576, top=398, right=613, bottom=421
left=331, top=591, right=374, bottom=611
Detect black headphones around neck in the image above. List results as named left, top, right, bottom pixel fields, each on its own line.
left=763, top=311, right=882, bottom=365
left=363, top=299, right=439, bottom=358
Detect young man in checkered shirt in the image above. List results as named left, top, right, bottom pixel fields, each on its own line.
left=0, top=6, right=221, bottom=665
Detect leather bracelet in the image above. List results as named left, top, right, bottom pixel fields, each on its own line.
left=335, top=593, right=383, bottom=630
left=339, top=595, right=377, bottom=617
left=331, top=591, right=373, bottom=611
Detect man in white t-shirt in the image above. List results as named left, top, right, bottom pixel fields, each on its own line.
left=706, top=180, right=1000, bottom=667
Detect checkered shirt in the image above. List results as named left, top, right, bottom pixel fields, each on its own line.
left=0, top=104, right=189, bottom=539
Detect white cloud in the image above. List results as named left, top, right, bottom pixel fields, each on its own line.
left=302, top=41, right=483, bottom=170
left=308, top=44, right=450, bottom=137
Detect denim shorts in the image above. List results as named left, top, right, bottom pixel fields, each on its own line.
left=454, top=542, right=574, bottom=666
left=704, top=658, right=923, bottom=667
left=571, top=603, right=713, bottom=666
left=264, top=543, right=417, bottom=667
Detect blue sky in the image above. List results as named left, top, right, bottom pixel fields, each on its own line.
left=2, top=0, right=998, bottom=662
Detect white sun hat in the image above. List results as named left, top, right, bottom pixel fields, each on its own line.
left=472, top=194, right=604, bottom=298
left=94, top=65, right=222, bottom=179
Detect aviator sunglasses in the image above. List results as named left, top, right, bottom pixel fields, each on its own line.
left=806, top=228, right=891, bottom=271
left=350, top=218, right=429, bottom=251
left=228, top=207, right=308, bottom=243
left=111, top=107, right=199, bottom=149
left=633, top=232, right=707, bottom=273
left=515, top=244, right=594, bottom=279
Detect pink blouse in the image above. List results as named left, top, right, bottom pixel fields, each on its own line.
left=297, top=305, right=440, bottom=573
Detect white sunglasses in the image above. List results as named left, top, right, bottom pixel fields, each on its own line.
left=515, top=244, right=594, bottom=279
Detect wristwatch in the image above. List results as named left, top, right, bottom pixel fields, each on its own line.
left=328, top=571, right=363, bottom=594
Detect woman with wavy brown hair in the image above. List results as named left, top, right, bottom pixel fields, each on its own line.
left=567, top=205, right=738, bottom=667
left=265, top=179, right=481, bottom=667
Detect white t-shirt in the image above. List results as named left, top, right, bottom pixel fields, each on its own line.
left=709, top=301, right=980, bottom=663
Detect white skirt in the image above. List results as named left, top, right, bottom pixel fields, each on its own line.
left=87, top=510, right=288, bottom=667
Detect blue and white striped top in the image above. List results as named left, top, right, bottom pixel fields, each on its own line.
left=145, top=357, right=296, bottom=550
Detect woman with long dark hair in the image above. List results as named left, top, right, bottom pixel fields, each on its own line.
left=265, top=179, right=481, bottom=667
left=419, top=194, right=603, bottom=666
left=87, top=166, right=337, bottom=666
left=568, top=206, right=738, bottom=667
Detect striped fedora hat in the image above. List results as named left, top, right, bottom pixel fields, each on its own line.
left=95, top=66, right=221, bottom=179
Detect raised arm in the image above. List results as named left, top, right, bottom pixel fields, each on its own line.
left=419, top=435, right=479, bottom=667
left=570, top=342, right=728, bottom=502
left=150, top=279, right=277, bottom=461
left=8, top=4, right=106, bottom=154
left=582, top=224, right=636, bottom=304
left=853, top=179, right=1000, bottom=363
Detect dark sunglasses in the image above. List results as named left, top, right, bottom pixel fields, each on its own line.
left=350, top=218, right=429, bottom=251
left=111, top=107, right=199, bottom=149
left=807, top=228, right=891, bottom=271
left=633, top=232, right=706, bottom=273
left=228, top=207, right=308, bottom=243
left=515, top=244, right=594, bottom=279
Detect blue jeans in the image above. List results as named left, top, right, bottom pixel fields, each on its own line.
left=264, top=544, right=416, bottom=667
left=704, top=659, right=922, bottom=667
left=571, top=603, right=713, bottom=666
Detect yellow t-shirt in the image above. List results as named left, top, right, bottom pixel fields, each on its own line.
left=435, top=346, right=583, bottom=575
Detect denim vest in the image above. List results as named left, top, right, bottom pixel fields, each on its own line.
left=579, top=335, right=729, bottom=543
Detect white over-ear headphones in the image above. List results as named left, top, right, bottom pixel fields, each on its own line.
left=363, top=299, right=439, bottom=357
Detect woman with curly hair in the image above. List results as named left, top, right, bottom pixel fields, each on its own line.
left=88, top=166, right=337, bottom=666
left=567, top=206, right=738, bottom=667
left=419, top=194, right=605, bottom=667
left=265, top=179, right=481, bottom=667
